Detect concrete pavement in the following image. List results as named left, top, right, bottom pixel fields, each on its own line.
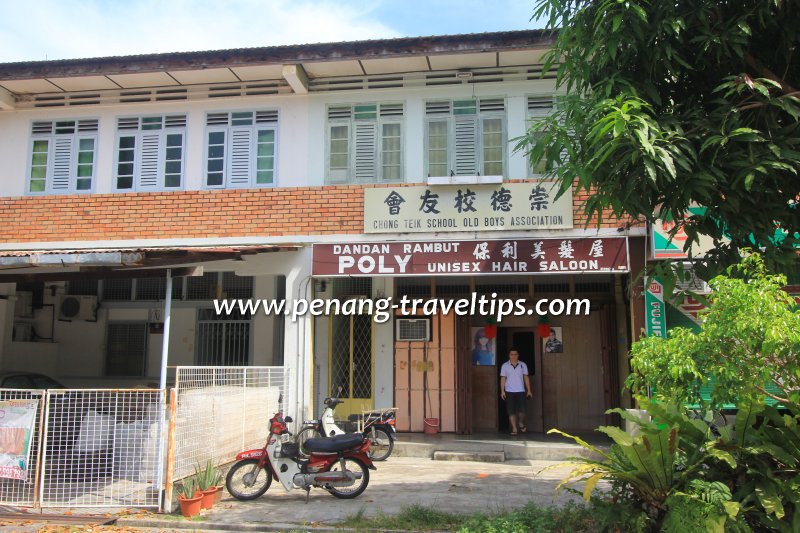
left=117, top=457, right=587, bottom=532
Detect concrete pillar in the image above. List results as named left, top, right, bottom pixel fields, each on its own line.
left=282, top=247, right=313, bottom=422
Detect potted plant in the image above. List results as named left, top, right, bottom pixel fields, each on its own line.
left=177, top=478, right=202, bottom=518
left=212, top=469, right=225, bottom=504
left=195, top=460, right=219, bottom=510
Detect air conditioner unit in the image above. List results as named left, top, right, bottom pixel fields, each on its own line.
left=14, top=291, right=33, bottom=318
left=57, top=295, right=97, bottom=321
left=396, top=318, right=431, bottom=342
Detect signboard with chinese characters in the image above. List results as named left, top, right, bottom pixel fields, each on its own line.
left=364, top=183, right=573, bottom=233
left=645, top=277, right=667, bottom=338
left=312, top=237, right=628, bottom=277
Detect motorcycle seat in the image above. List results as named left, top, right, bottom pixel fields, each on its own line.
left=303, top=433, right=364, bottom=453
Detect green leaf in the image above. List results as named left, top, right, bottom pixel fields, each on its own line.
left=756, top=484, right=785, bottom=518
left=583, top=473, right=603, bottom=501
left=708, top=447, right=737, bottom=469
left=612, top=14, right=622, bottom=32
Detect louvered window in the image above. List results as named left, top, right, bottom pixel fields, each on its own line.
left=526, top=96, right=554, bottom=176
left=114, top=115, right=186, bottom=191
left=424, top=98, right=506, bottom=178
left=28, top=119, right=98, bottom=194
left=204, top=110, right=278, bottom=188
left=326, top=103, right=403, bottom=184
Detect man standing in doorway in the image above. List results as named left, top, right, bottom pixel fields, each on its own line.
left=500, top=348, right=532, bottom=436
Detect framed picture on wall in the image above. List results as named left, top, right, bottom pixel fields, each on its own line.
left=542, top=327, right=563, bottom=353
left=471, top=327, right=496, bottom=365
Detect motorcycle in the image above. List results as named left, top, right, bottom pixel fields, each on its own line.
left=296, top=396, right=397, bottom=461
left=225, top=408, right=376, bottom=501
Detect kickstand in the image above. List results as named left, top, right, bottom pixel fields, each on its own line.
left=304, top=486, right=310, bottom=503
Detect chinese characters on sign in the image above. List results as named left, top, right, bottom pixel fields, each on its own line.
left=312, top=238, right=629, bottom=276
left=364, top=183, right=573, bottom=233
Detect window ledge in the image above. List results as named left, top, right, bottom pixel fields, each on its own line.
left=426, top=175, right=503, bottom=186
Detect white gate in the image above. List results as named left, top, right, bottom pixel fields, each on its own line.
left=0, top=388, right=164, bottom=508
left=170, top=367, right=290, bottom=482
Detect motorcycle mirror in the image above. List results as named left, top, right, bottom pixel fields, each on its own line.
left=285, top=416, right=293, bottom=423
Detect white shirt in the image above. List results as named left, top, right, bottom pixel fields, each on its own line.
left=500, top=361, right=528, bottom=393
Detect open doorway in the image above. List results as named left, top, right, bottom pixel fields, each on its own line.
left=496, top=328, right=543, bottom=433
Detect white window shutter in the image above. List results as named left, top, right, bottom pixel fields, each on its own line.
left=138, top=133, right=161, bottom=189
left=51, top=137, right=74, bottom=191
left=454, top=117, right=478, bottom=175
left=353, top=123, right=377, bottom=182
left=229, top=127, right=253, bottom=186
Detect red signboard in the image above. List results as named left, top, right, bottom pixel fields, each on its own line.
left=312, top=237, right=629, bottom=277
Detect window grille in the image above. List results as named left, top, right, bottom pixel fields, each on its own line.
left=196, top=309, right=252, bottom=365
left=102, top=279, right=133, bottom=301
left=67, top=279, right=99, bottom=296
left=135, top=277, right=184, bottom=301
left=332, top=278, right=372, bottom=298
left=105, top=322, right=148, bottom=376
left=534, top=282, right=569, bottom=293
left=187, top=272, right=219, bottom=300
left=575, top=282, right=612, bottom=293
left=222, top=272, right=254, bottom=299
left=395, top=278, right=432, bottom=299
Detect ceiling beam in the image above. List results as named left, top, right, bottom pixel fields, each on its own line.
left=0, top=86, right=15, bottom=110
left=282, top=64, right=309, bottom=94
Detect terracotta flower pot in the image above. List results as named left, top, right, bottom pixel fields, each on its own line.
left=200, top=486, right=218, bottom=509
left=178, top=493, right=202, bottom=518
left=213, top=485, right=224, bottom=504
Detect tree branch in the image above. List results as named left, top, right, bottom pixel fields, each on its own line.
left=745, top=53, right=798, bottom=93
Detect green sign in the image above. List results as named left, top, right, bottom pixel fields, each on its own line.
left=645, top=277, right=667, bottom=338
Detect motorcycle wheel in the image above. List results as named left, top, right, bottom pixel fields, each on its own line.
left=296, top=427, right=320, bottom=459
left=225, top=459, right=271, bottom=500
left=325, top=458, right=370, bottom=499
left=366, top=427, right=394, bottom=461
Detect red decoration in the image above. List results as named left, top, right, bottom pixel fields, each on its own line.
left=537, top=323, right=551, bottom=338
left=483, top=324, right=497, bottom=339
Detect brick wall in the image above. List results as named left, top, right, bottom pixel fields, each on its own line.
left=0, top=182, right=625, bottom=244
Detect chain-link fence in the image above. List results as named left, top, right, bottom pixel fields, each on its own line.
left=171, top=367, right=290, bottom=481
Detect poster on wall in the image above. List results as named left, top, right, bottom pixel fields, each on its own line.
left=542, top=327, right=564, bottom=353
left=471, top=327, right=496, bottom=366
left=0, top=399, right=39, bottom=481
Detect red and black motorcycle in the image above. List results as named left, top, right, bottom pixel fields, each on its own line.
left=225, top=408, right=376, bottom=500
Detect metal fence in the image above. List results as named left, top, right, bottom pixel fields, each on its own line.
left=0, top=388, right=164, bottom=509
left=40, top=389, right=164, bottom=508
left=171, top=367, right=290, bottom=481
